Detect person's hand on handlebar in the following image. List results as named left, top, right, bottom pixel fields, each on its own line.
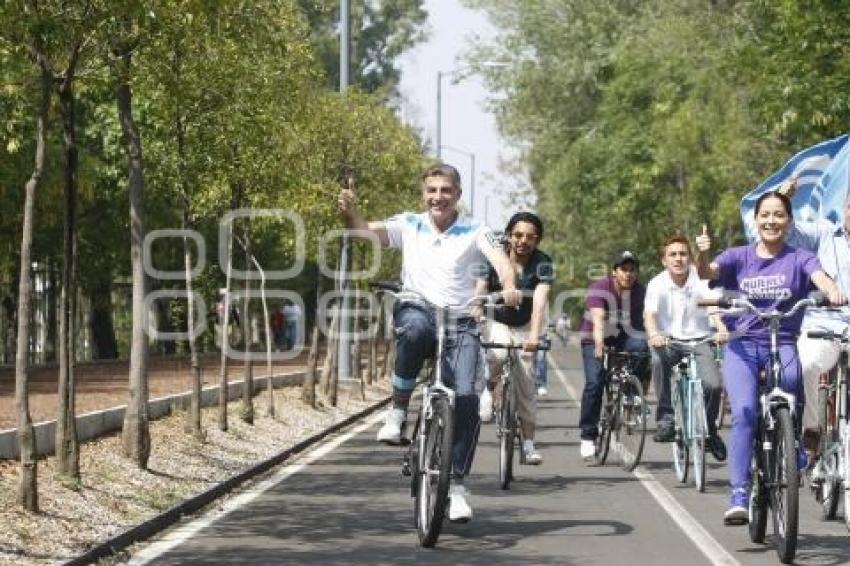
left=827, top=288, right=848, bottom=307
left=522, top=337, right=540, bottom=353
left=648, top=333, right=667, bottom=349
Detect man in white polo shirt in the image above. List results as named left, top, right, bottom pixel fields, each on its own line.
left=644, top=233, right=728, bottom=461
left=338, top=163, right=518, bottom=522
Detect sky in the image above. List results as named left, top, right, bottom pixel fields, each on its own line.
left=396, top=0, right=524, bottom=229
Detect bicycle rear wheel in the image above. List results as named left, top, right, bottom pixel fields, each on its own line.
left=816, top=383, right=840, bottom=519
left=498, top=382, right=516, bottom=490
left=749, top=440, right=768, bottom=543
left=593, top=381, right=613, bottom=466
left=415, top=396, right=454, bottom=547
left=617, top=374, right=647, bottom=472
left=770, top=407, right=798, bottom=564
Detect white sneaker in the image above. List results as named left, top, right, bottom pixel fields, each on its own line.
left=479, top=389, right=494, bottom=423
left=580, top=439, right=595, bottom=461
left=537, top=386, right=548, bottom=397
left=448, top=483, right=473, bottom=522
left=522, top=439, right=543, bottom=465
left=376, top=407, right=406, bottom=445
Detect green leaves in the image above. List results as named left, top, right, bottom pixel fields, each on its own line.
left=468, top=0, right=850, bottom=288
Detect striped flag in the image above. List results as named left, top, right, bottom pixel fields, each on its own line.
left=741, top=134, right=850, bottom=242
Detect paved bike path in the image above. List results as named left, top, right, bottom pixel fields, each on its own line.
left=129, top=341, right=850, bottom=565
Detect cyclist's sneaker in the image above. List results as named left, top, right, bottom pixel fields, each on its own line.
left=479, top=388, right=494, bottom=423
left=522, top=439, right=543, bottom=465
left=706, top=434, right=727, bottom=462
left=580, top=439, right=595, bottom=461
left=653, top=425, right=675, bottom=443
left=376, top=407, right=406, bottom=445
left=448, top=483, right=473, bottom=522
left=797, top=447, right=810, bottom=473
left=723, top=488, right=749, bottom=526
left=537, top=386, right=548, bottom=397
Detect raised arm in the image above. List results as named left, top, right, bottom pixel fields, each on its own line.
left=337, top=179, right=390, bottom=247
left=695, top=224, right=720, bottom=280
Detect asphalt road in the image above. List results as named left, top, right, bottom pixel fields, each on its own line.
left=127, top=341, right=850, bottom=565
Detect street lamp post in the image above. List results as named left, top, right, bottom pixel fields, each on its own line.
left=435, top=61, right=509, bottom=161
left=440, top=145, right=475, bottom=217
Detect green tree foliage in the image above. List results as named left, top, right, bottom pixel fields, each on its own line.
left=0, top=0, right=428, bottom=360
left=466, top=0, right=850, bottom=290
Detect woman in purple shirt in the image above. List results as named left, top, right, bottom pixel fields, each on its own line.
left=696, top=191, right=844, bottom=525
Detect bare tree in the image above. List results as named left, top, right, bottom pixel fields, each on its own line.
left=14, top=52, right=52, bottom=512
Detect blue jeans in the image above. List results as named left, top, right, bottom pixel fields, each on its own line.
left=534, top=337, right=549, bottom=389
left=579, top=335, right=648, bottom=440
left=393, top=303, right=481, bottom=478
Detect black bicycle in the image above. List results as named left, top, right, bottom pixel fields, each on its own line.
left=376, top=282, right=498, bottom=547
left=701, top=293, right=826, bottom=564
left=481, top=340, right=549, bottom=490
left=594, top=348, right=648, bottom=472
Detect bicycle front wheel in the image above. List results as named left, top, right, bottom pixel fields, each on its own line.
left=770, top=406, right=799, bottom=564
left=692, top=382, right=707, bottom=493
left=498, top=383, right=516, bottom=490
left=749, top=445, right=768, bottom=543
left=415, top=397, right=454, bottom=548
left=672, top=378, right=689, bottom=483
left=594, top=381, right=613, bottom=466
left=617, top=374, right=647, bottom=472
left=816, top=383, right=840, bottom=519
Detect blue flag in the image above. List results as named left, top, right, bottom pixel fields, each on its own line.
left=741, top=134, right=850, bottom=242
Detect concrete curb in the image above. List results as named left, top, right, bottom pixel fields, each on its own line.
left=0, top=372, right=305, bottom=459
left=63, top=393, right=392, bottom=566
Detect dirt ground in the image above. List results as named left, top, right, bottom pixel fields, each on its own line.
left=0, top=352, right=319, bottom=430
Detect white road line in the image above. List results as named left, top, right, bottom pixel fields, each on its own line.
left=551, top=360, right=741, bottom=566
left=128, top=410, right=387, bottom=565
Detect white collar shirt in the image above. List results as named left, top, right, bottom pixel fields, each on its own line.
left=384, top=211, right=491, bottom=308
left=644, top=267, right=716, bottom=340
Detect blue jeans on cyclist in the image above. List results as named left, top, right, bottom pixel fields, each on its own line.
left=650, top=341, right=723, bottom=454
left=389, top=302, right=481, bottom=479
left=579, top=333, right=648, bottom=441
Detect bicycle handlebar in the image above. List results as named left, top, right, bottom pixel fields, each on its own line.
left=371, top=282, right=504, bottom=311
left=697, top=292, right=827, bottom=320
left=666, top=336, right=716, bottom=347
left=806, top=329, right=850, bottom=342
left=480, top=341, right=551, bottom=351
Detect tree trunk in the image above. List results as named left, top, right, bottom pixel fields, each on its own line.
left=240, top=234, right=254, bottom=424
left=319, top=304, right=340, bottom=397
left=218, top=231, right=233, bottom=431
left=301, top=323, right=321, bottom=408
left=184, top=229, right=202, bottom=438
left=258, top=269, right=274, bottom=419
left=115, top=46, right=150, bottom=469
left=16, top=56, right=50, bottom=511
left=56, top=69, right=80, bottom=480
left=301, top=278, right=324, bottom=407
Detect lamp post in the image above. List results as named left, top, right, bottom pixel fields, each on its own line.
left=435, top=61, right=509, bottom=161
left=440, top=145, right=475, bottom=217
